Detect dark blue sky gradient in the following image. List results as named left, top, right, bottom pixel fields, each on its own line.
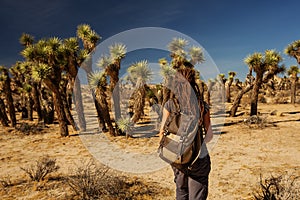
left=0, top=0, right=299, bottom=80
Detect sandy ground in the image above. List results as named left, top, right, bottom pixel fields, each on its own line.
left=0, top=103, right=299, bottom=199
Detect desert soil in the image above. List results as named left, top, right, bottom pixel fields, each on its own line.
left=0, top=103, right=299, bottom=199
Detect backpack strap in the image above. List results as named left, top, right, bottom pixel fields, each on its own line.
left=171, top=98, right=181, bottom=114
left=187, top=100, right=207, bottom=169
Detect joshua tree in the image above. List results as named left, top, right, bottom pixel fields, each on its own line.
left=0, top=98, right=8, bottom=126
left=189, top=46, right=205, bottom=65
left=217, top=73, right=226, bottom=103
left=226, top=71, right=236, bottom=103
left=285, top=40, right=300, bottom=104
left=21, top=37, right=70, bottom=136
left=168, top=37, right=205, bottom=68
left=107, top=43, right=127, bottom=121
left=89, top=71, right=115, bottom=136
left=159, top=58, right=176, bottom=106
left=60, top=36, right=89, bottom=131
left=10, top=62, right=34, bottom=121
left=246, top=50, right=283, bottom=116
left=287, top=66, right=299, bottom=104
left=206, top=79, right=215, bottom=105
left=77, top=24, right=100, bottom=53
left=76, top=24, right=101, bottom=131
left=18, top=34, right=43, bottom=121
left=0, top=66, right=16, bottom=127
left=285, top=40, right=300, bottom=64
left=0, top=98, right=9, bottom=126
left=19, top=33, right=34, bottom=47
left=96, top=43, right=126, bottom=123
left=230, top=50, right=284, bottom=117
left=168, top=38, right=189, bottom=68
left=127, top=60, right=152, bottom=123
left=116, top=117, right=133, bottom=138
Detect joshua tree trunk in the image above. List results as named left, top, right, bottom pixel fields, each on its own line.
left=230, top=84, right=253, bottom=117
left=83, top=57, right=115, bottom=134
left=32, top=82, right=43, bottom=121
left=66, top=57, right=87, bottom=131
left=197, top=80, right=205, bottom=102
left=206, top=81, right=213, bottom=105
left=0, top=98, right=9, bottom=123
left=27, top=97, right=34, bottom=121
left=109, top=65, right=121, bottom=121
left=93, top=96, right=107, bottom=132
left=62, top=91, right=78, bottom=131
left=96, top=89, right=115, bottom=136
left=220, top=81, right=226, bottom=103
left=226, top=79, right=234, bottom=103
left=250, top=71, right=263, bottom=116
left=53, top=92, right=69, bottom=137
left=0, top=98, right=8, bottom=126
left=0, top=106, right=8, bottom=126
left=72, top=76, right=86, bottom=131
left=61, top=78, right=78, bottom=131
left=44, top=79, right=69, bottom=137
left=290, top=76, right=297, bottom=104
left=3, top=68, right=16, bottom=127
left=41, top=89, right=55, bottom=124
left=131, top=84, right=146, bottom=123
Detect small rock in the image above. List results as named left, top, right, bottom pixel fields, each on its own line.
left=270, top=110, right=277, bottom=115
left=276, top=112, right=284, bottom=117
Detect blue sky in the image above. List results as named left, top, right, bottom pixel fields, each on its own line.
left=0, top=0, right=299, bottom=80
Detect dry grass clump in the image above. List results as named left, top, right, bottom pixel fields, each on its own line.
left=66, top=160, right=169, bottom=200
left=15, top=122, right=48, bottom=135
left=243, top=115, right=268, bottom=129
left=20, top=155, right=60, bottom=182
left=253, top=172, right=300, bottom=200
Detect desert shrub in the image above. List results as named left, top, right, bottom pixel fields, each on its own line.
left=20, top=155, right=60, bottom=182
left=66, top=160, right=161, bottom=200
left=273, top=97, right=289, bottom=104
left=15, top=122, right=45, bottom=135
left=253, top=173, right=300, bottom=200
left=66, top=161, right=111, bottom=200
left=116, top=117, right=133, bottom=138
left=259, top=95, right=267, bottom=103
left=244, top=115, right=268, bottom=128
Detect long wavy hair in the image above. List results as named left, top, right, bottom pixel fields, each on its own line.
left=167, top=63, right=202, bottom=118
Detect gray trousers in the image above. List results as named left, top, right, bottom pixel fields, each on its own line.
left=172, top=155, right=211, bottom=200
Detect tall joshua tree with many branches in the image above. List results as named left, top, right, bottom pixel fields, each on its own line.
left=246, top=50, right=283, bottom=116
left=107, top=43, right=127, bottom=122
left=127, top=60, right=152, bottom=123
left=21, top=37, right=70, bottom=136
left=230, top=50, right=284, bottom=116
left=97, top=43, right=127, bottom=125
left=76, top=24, right=101, bottom=131
left=89, top=71, right=115, bottom=136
